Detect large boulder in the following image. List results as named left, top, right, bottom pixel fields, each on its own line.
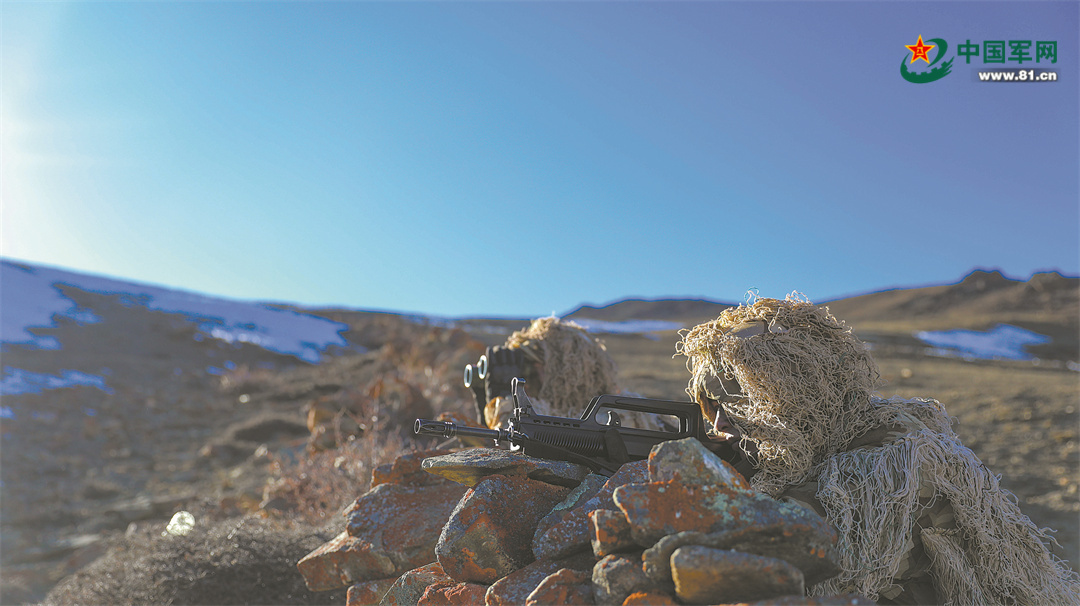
left=647, top=438, right=750, bottom=489
left=436, top=474, right=571, bottom=584
left=592, top=553, right=658, bottom=605
left=670, top=546, right=804, bottom=604
left=532, top=461, right=650, bottom=561
left=613, top=480, right=830, bottom=547
left=525, top=568, right=594, bottom=606
left=378, top=562, right=456, bottom=606
left=298, top=450, right=467, bottom=592
left=485, top=553, right=595, bottom=606
left=297, top=532, right=396, bottom=592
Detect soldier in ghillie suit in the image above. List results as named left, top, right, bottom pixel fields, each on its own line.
left=478, top=316, right=619, bottom=429
left=677, top=295, right=1080, bottom=605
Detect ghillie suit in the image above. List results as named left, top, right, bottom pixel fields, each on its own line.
left=484, top=316, right=620, bottom=429
left=677, top=294, right=1080, bottom=605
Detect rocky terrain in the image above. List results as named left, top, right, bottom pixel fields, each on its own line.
left=1, top=261, right=1076, bottom=604
left=292, top=440, right=867, bottom=606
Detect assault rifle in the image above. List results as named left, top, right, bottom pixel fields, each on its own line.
left=414, top=378, right=714, bottom=476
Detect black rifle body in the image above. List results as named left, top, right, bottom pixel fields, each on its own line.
left=415, top=379, right=711, bottom=475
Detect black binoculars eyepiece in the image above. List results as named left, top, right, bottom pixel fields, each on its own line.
left=463, top=354, right=488, bottom=389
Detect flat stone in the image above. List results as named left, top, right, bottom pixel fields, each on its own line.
left=592, top=553, right=657, bottom=605
left=589, top=509, right=636, bottom=558
left=422, top=448, right=591, bottom=488
left=641, top=520, right=839, bottom=586
left=379, top=562, right=455, bottom=606
left=647, top=437, right=751, bottom=489
left=346, top=578, right=398, bottom=605
left=525, top=568, right=594, bottom=606
left=297, top=531, right=396, bottom=592
left=670, top=546, right=804, bottom=604
left=613, top=480, right=830, bottom=547
left=345, top=481, right=468, bottom=574
left=371, top=449, right=454, bottom=488
left=436, top=474, right=571, bottom=584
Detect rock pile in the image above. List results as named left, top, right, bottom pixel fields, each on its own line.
left=298, top=439, right=873, bottom=605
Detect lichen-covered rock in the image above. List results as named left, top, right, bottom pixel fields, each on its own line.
left=297, top=531, right=396, bottom=592
left=346, top=578, right=398, bottom=606
left=371, top=449, right=454, bottom=488
left=422, top=448, right=591, bottom=488
left=532, top=461, right=649, bottom=561
left=485, top=553, right=596, bottom=606
left=526, top=568, right=595, bottom=606
left=670, top=546, right=804, bottom=605
left=613, top=480, right=828, bottom=547
left=343, top=481, right=468, bottom=574
left=436, top=474, right=571, bottom=584
left=417, top=581, right=489, bottom=605
left=378, top=562, right=456, bottom=606
left=589, top=509, right=636, bottom=558
left=641, top=520, right=839, bottom=586
left=621, top=590, right=679, bottom=605
left=647, top=438, right=751, bottom=489
left=591, top=553, right=657, bottom=605
left=548, top=473, right=610, bottom=517
left=532, top=507, right=595, bottom=562
left=530, top=474, right=608, bottom=560
left=486, top=559, right=570, bottom=606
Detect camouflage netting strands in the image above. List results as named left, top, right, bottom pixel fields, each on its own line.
left=506, top=316, right=618, bottom=417
left=812, top=396, right=1080, bottom=604
left=677, top=294, right=1080, bottom=604
left=676, top=294, right=881, bottom=496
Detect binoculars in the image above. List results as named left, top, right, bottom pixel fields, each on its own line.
left=463, top=354, right=488, bottom=391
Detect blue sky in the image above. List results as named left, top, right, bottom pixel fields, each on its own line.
left=3, top=1, right=1077, bottom=317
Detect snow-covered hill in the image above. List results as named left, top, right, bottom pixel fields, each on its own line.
left=1, top=260, right=352, bottom=395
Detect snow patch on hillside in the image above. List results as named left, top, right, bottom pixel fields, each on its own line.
left=1, top=260, right=349, bottom=364
left=568, top=318, right=683, bottom=335
left=1, top=368, right=114, bottom=396
left=916, top=324, right=1050, bottom=361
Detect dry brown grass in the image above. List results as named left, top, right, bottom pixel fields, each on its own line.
left=262, top=430, right=412, bottom=525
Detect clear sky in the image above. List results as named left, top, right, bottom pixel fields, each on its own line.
left=3, top=1, right=1077, bottom=317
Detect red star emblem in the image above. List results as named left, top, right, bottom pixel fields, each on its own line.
left=906, top=35, right=936, bottom=64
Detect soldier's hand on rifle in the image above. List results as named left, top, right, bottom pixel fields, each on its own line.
left=702, top=400, right=758, bottom=479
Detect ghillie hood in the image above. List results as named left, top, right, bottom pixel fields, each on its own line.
left=506, top=316, right=618, bottom=416
left=677, top=294, right=881, bottom=495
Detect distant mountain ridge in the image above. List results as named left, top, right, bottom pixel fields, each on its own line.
left=3, top=259, right=1076, bottom=349
left=564, top=298, right=736, bottom=324
left=825, top=269, right=1079, bottom=330
left=563, top=269, right=1078, bottom=331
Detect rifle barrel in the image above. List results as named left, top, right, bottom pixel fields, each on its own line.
left=414, top=419, right=503, bottom=441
